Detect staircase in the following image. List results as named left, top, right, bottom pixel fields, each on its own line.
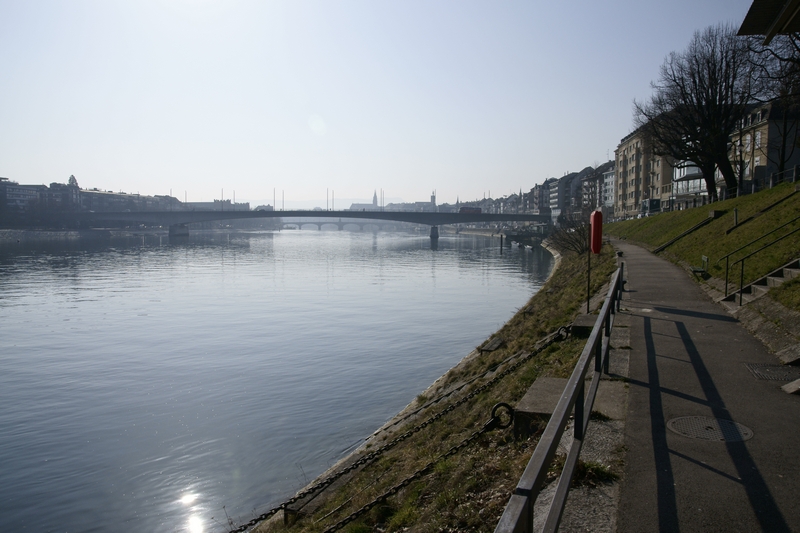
left=720, top=259, right=800, bottom=305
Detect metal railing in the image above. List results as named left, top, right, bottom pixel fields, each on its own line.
left=718, top=214, right=800, bottom=296
left=763, top=166, right=799, bottom=190
left=731, top=226, right=800, bottom=305
left=494, top=265, right=624, bottom=533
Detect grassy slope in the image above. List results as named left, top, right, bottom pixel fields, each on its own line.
left=606, top=182, right=800, bottom=309
left=254, top=246, right=618, bottom=533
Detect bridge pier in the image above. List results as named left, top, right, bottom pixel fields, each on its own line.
left=169, top=223, right=189, bottom=237
left=430, top=225, right=439, bottom=241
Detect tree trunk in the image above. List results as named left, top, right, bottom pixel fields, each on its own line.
left=716, top=157, right=738, bottom=197
left=702, top=163, right=719, bottom=202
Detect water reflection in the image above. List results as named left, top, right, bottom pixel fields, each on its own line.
left=188, top=515, right=204, bottom=533
left=0, top=230, right=553, bottom=533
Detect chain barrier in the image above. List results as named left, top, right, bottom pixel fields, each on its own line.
left=322, top=403, right=515, bottom=533
left=372, top=326, right=571, bottom=437
left=227, top=326, right=570, bottom=533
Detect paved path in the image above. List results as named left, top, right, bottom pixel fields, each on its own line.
left=613, top=240, right=800, bottom=533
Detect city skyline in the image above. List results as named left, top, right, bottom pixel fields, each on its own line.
left=1, top=1, right=752, bottom=208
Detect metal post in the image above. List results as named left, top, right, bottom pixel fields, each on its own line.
left=739, top=260, right=745, bottom=306
left=574, top=382, right=585, bottom=441
left=595, top=334, right=602, bottom=373
left=725, top=256, right=730, bottom=297
left=603, top=320, right=610, bottom=375
left=587, top=248, right=591, bottom=314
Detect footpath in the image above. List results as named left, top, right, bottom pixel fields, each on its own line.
left=613, top=240, right=800, bottom=532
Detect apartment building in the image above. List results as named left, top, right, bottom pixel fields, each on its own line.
left=580, top=161, right=614, bottom=211
left=729, top=100, right=800, bottom=190
left=614, top=129, right=674, bottom=218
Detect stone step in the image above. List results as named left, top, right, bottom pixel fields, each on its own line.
left=766, top=275, right=787, bottom=287
left=513, top=377, right=627, bottom=441
left=784, top=267, right=800, bottom=280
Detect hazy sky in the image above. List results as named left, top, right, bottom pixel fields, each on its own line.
left=1, top=0, right=753, bottom=208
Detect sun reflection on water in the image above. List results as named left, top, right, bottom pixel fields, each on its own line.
left=180, top=494, right=198, bottom=505
left=187, top=515, right=203, bottom=533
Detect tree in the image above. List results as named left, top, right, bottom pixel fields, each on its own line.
left=634, top=24, right=756, bottom=200
left=548, top=209, right=591, bottom=255
left=749, top=34, right=800, bottom=175
left=68, top=175, right=79, bottom=188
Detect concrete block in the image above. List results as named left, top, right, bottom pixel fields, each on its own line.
left=782, top=378, right=800, bottom=395
left=572, top=314, right=599, bottom=338
left=777, top=344, right=800, bottom=366
left=514, top=377, right=565, bottom=440
left=514, top=377, right=627, bottom=440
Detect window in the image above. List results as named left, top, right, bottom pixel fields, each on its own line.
left=755, top=131, right=761, bottom=148
left=745, top=134, right=751, bottom=151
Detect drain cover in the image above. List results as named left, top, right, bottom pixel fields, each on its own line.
left=745, top=363, right=800, bottom=381
left=667, top=416, right=753, bottom=442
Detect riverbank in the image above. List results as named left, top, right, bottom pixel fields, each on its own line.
left=0, top=228, right=113, bottom=242
left=251, top=244, right=618, bottom=533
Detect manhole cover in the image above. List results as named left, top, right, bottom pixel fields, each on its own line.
left=666, top=416, right=753, bottom=442
left=745, top=363, right=800, bottom=381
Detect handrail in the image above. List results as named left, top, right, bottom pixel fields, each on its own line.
left=719, top=214, right=800, bottom=296
left=652, top=216, right=713, bottom=253
left=731, top=225, right=800, bottom=305
left=495, top=264, right=624, bottom=533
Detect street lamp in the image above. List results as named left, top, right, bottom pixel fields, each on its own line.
left=737, top=140, right=745, bottom=198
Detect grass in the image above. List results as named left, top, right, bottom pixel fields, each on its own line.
left=252, top=245, right=618, bottom=533
left=772, top=276, right=800, bottom=310
left=607, top=182, right=800, bottom=310
left=546, top=455, right=619, bottom=487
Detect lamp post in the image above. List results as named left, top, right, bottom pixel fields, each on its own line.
left=737, top=140, right=745, bottom=198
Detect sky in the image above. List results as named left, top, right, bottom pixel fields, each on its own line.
left=0, top=0, right=754, bottom=208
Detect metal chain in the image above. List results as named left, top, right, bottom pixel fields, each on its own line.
left=322, top=403, right=515, bottom=533
left=227, top=326, right=570, bottom=533
left=371, top=326, right=570, bottom=437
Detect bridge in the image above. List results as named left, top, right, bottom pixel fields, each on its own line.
left=66, top=210, right=550, bottom=238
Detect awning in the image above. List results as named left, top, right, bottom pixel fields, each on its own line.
left=738, top=0, right=800, bottom=44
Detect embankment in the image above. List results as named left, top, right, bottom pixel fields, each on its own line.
left=252, top=244, right=617, bottom=533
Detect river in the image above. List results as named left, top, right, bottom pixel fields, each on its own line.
left=0, top=229, right=553, bottom=533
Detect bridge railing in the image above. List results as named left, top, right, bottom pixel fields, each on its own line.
left=494, top=264, right=624, bottom=533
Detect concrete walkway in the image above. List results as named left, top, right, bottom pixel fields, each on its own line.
left=613, top=240, right=800, bottom=533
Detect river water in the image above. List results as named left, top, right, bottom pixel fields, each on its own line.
left=0, top=230, right=553, bottom=533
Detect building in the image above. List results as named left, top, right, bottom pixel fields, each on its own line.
left=3, top=181, right=40, bottom=211
left=549, top=172, right=579, bottom=224
left=580, top=162, right=614, bottom=211
left=672, top=162, right=708, bottom=210
left=600, top=165, right=616, bottom=216
left=384, top=191, right=438, bottom=212
left=349, top=190, right=381, bottom=211
left=184, top=199, right=250, bottom=211
left=614, top=129, right=674, bottom=218
left=729, top=100, right=800, bottom=192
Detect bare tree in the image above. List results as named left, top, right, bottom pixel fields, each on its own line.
left=635, top=24, right=755, bottom=200
left=750, top=34, right=800, bottom=174
left=548, top=210, right=591, bottom=255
